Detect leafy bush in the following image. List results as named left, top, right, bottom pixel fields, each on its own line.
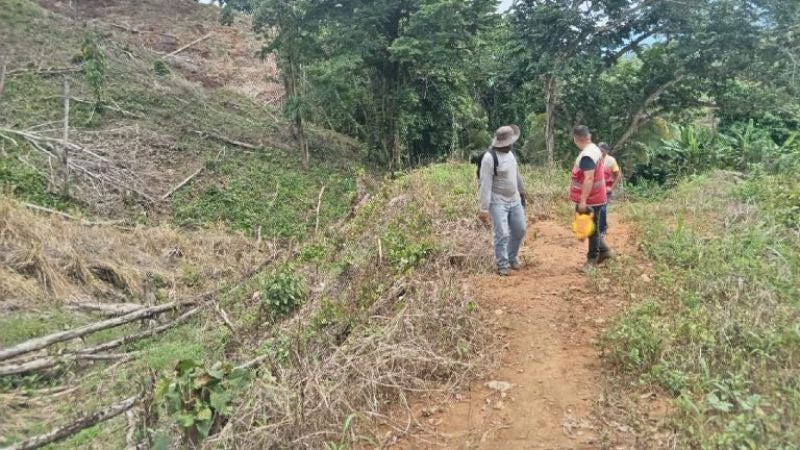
left=629, top=122, right=800, bottom=186
left=155, top=359, right=249, bottom=445
left=153, top=60, right=171, bottom=77
left=260, top=264, right=306, bottom=319
left=80, top=32, right=106, bottom=103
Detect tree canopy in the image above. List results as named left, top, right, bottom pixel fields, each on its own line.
left=221, top=0, right=800, bottom=168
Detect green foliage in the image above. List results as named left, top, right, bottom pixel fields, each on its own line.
left=382, top=227, right=435, bottom=273
left=738, top=174, right=800, bottom=230
left=155, top=359, right=249, bottom=444
left=152, top=60, right=171, bottom=77
left=603, top=300, right=664, bottom=373
left=325, top=413, right=358, bottom=450
left=259, top=264, right=306, bottom=319
left=630, top=123, right=800, bottom=185
left=79, top=32, right=107, bottom=103
left=171, top=152, right=354, bottom=239
left=607, top=174, right=800, bottom=448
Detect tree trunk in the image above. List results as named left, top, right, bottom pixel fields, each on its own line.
left=544, top=74, right=558, bottom=166
left=0, top=300, right=197, bottom=362
left=614, top=76, right=684, bottom=151
left=6, top=395, right=140, bottom=450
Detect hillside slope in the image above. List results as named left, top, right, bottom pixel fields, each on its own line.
left=0, top=0, right=360, bottom=229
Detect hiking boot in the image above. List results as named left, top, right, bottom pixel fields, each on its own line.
left=497, top=267, right=510, bottom=277
left=597, top=250, right=615, bottom=265
left=510, top=261, right=522, bottom=271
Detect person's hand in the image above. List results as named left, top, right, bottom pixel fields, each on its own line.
left=578, top=202, right=588, bottom=214
left=478, top=211, right=490, bottom=225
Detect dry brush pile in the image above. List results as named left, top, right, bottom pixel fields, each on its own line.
left=0, top=195, right=267, bottom=310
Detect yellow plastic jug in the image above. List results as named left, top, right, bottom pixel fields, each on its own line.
left=572, top=212, right=595, bottom=241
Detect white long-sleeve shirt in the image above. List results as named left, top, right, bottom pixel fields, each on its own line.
left=479, top=150, right=526, bottom=212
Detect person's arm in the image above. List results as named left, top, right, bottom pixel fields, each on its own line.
left=580, top=170, right=594, bottom=212
left=611, top=165, right=622, bottom=191
left=516, top=165, right=527, bottom=203
left=478, top=154, right=493, bottom=223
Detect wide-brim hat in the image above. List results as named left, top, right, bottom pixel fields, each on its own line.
left=492, top=124, right=521, bottom=148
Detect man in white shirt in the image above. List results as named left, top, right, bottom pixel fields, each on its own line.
left=477, top=125, right=528, bottom=276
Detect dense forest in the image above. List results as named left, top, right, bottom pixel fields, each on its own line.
left=222, top=0, right=799, bottom=172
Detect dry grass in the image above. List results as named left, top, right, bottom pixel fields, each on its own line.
left=213, top=270, right=493, bottom=449
left=0, top=196, right=268, bottom=308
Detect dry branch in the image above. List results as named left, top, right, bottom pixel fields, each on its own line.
left=191, top=130, right=260, bottom=150
left=161, top=167, right=203, bottom=200
left=3, top=395, right=140, bottom=450
left=78, top=307, right=201, bottom=355
left=110, top=23, right=140, bottom=34
left=67, top=302, right=143, bottom=316
left=165, top=33, right=212, bottom=58
left=315, top=186, right=326, bottom=235
left=7, top=66, right=82, bottom=77
left=0, top=63, right=6, bottom=100
left=0, top=352, right=140, bottom=377
left=22, top=202, right=124, bottom=226
left=0, top=300, right=200, bottom=363
left=61, top=78, right=70, bottom=197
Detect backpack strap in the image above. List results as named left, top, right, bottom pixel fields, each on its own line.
left=490, top=149, right=499, bottom=177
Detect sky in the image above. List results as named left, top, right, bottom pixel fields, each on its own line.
left=499, top=0, right=514, bottom=12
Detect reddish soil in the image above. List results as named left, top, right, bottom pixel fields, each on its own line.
left=392, top=213, right=648, bottom=449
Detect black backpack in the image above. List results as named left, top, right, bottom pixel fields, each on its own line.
left=470, top=149, right=499, bottom=180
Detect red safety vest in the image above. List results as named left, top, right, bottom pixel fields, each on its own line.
left=570, top=144, right=607, bottom=206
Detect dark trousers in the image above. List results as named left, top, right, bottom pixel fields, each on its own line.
left=581, top=205, right=610, bottom=260
left=598, top=191, right=613, bottom=235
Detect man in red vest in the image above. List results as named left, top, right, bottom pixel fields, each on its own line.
left=598, top=142, right=622, bottom=237
left=570, top=125, right=613, bottom=269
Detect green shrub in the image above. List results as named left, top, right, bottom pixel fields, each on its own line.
left=260, top=264, right=306, bottom=319
left=153, top=60, right=171, bottom=77
left=154, top=359, right=249, bottom=445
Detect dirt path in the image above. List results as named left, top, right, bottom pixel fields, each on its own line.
left=398, top=214, right=637, bottom=449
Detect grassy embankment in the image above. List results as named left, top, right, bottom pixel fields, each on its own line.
left=604, top=173, right=800, bottom=448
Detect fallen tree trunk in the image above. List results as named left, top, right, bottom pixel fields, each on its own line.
left=0, top=351, right=143, bottom=377
left=165, top=33, right=212, bottom=58
left=22, top=202, right=124, bottom=227
left=191, top=130, right=260, bottom=150
left=78, top=307, right=201, bottom=355
left=0, top=300, right=202, bottom=363
left=2, top=395, right=140, bottom=450
left=161, top=167, right=203, bottom=200
left=67, top=302, right=144, bottom=317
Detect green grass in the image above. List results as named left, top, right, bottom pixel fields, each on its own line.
left=0, top=310, right=83, bottom=348
left=604, top=172, right=800, bottom=449
left=170, top=151, right=355, bottom=239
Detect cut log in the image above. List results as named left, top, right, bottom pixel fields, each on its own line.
left=0, top=299, right=203, bottom=363
left=191, top=130, right=259, bottom=150
left=0, top=352, right=142, bottom=377
left=67, top=302, right=143, bottom=316
left=22, top=202, right=123, bottom=227
left=161, top=167, right=203, bottom=200
left=165, top=33, right=212, bottom=58
left=77, top=307, right=201, bottom=355
left=7, top=66, right=82, bottom=77
left=3, top=395, right=140, bottom=450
